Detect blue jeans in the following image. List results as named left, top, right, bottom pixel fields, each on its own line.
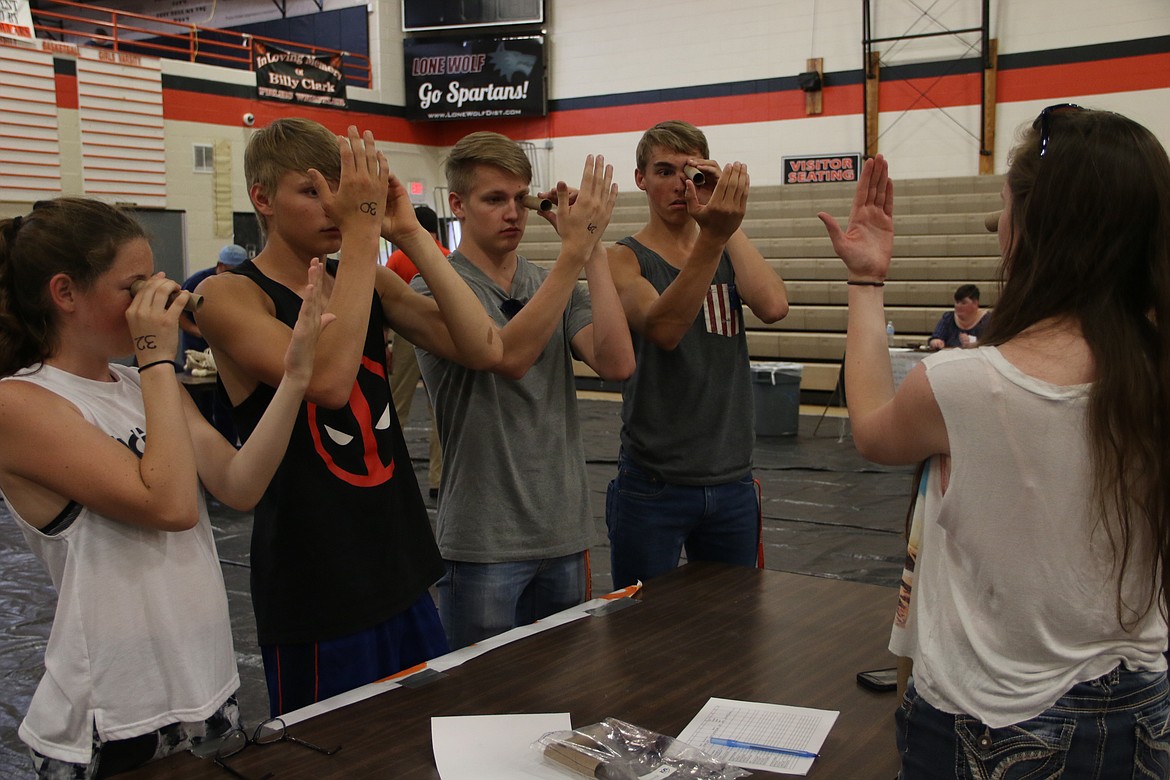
left=436, top=553, right=586, bottom=650
left=896, top=667, right=1170, bottom=779
left=605, top=451, right=759, bottom=590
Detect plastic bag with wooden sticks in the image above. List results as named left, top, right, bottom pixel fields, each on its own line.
left=536, top=718, right=749, bottom=780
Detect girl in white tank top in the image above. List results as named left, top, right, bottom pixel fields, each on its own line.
left=0, top=199, right=332, bottom=778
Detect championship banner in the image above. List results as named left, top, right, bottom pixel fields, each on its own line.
left=0, top=0, right=36, bottom=42
left=781, top=153, right=861, bottom=184
left=253, top=40, right=347, bottom=108
left=404, top=36, right=545, bottom=121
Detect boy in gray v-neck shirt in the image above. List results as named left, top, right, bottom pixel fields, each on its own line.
left=411, top=131, right=634, bottom=649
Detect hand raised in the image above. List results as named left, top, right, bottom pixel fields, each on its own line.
left=308, top=126, right=388, bottom=236
left=817, top=155, right=894, bottom=282
left=556, top=155, right=618, bottom=260
left=379, top=169, right=425, bottom=245
left=284, top=258, right=336, bottom=384
left=125, top=273, right=185, bottom=366
left=533, top=184, right=577, bottom=234
left=689, top=161, right=749, bottom=243
left=685, top=157, right=721, bottom=206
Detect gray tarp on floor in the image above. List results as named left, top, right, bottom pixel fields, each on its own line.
left=0, top=394, right=911, bottom=777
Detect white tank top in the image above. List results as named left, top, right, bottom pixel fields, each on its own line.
left=1, top=363, right=238, bottom=763
left=890, top=347, right=1167, bottom=728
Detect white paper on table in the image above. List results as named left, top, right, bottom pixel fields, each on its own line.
left=432, top=712, right=572, bottom=780
left=677, top=697, right=839, bottom=776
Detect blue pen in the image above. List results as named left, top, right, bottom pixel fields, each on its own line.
left=709, top=736, right=819, bottom=759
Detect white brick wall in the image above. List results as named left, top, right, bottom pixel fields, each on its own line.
left=3, top=0, right=1167, bottom=271
left=532, top=0, right=1170, bottom=186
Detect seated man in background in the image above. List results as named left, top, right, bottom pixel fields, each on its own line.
left=928, top=284, right=989, bottom=350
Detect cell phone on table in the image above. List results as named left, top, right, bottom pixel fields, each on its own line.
left=856, top=667, right=898, bottom=692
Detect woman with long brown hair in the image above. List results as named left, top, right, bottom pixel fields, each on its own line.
left=820, top=107, right=1170, bottom=776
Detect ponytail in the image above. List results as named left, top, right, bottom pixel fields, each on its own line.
left=0, top=199, right=146, bottom=377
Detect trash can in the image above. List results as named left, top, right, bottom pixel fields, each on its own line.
left=750, top=361, right=803, bottom=436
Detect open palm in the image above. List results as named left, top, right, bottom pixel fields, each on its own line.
left=817, top=155, right=894, bottom=281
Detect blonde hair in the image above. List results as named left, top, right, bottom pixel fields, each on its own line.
left=635, top=120, right=709, bottom=171
left=244, top=118, right=340, bottom=234
left=443, top=131, right=531, bottom=195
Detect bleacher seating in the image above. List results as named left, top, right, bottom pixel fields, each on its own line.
left=518, top=174, right=1004, bottom=401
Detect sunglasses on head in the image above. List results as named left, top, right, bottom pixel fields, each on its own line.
left=1032, top=103, right=1084, bottom=158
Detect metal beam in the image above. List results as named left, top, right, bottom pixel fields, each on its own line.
left=861, top=0, right=994, bottom=171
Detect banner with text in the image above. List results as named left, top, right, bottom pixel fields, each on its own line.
left=0, top=0, right=35, bottom=42
left=253, top=40, right=346, bottom=108
left=404, top=36, right=545, bottom=121
left=782, top=153, right=861, bottom=184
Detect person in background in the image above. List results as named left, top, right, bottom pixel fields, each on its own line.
left=196, top=120, right=505, bottom=716
left=819, top=107, right=1170, bottom=776
left=0, top=198, right=332, bottom=778
left=386, top=205, right=447, bottom=499
left=179, top=243, right=249, bottom=444
left=605, top=120, right=789, bottom=590
left=927, top=283, right=989, bottom=350
left=413, top=131, right=634, bottom=650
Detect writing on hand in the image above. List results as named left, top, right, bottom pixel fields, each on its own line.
left=360, top=202, right=378, bottom=216
left=587, top=223, right=597, bottom=234
left=134, top=335, right=158, bottom=351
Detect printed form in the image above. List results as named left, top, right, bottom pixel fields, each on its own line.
left=677, top=697, right=838, bottom=776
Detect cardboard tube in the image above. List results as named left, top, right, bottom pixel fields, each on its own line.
left=130, top=280, right=203, bottom=313
left=522, top=195, right=553, bottom=212
left=683, top=165, right=705, bottom=186
left=984, top=210, right=1001, bottom=233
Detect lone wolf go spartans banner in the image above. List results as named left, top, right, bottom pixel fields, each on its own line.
left=404, top=36, right=545, bottom=121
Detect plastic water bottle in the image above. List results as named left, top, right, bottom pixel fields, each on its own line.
left=886, top=321, right=896, bottom=348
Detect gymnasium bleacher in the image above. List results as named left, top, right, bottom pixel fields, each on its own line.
left=519, top=173, right=1004, bottom=402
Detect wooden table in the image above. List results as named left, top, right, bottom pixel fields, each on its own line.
left=123, top=563, right=901, bottom=779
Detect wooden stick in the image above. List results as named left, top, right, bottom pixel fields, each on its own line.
left=543, top=743, right=601, bottom=777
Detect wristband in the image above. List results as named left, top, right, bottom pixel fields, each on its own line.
left=846, top=280, right=885, bottom=287
left=138, top=359, right=176, bottom=373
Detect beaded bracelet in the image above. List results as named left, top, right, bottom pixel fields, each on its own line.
left=138, top=359, right=176, bottom=373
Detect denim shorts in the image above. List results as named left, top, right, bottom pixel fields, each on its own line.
left=896, top=667, right=1170, bottom=779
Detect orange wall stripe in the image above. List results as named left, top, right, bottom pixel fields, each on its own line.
left=999, top=51, right=1170, bottom=102
left=161, top=88, right=428, bottom=144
